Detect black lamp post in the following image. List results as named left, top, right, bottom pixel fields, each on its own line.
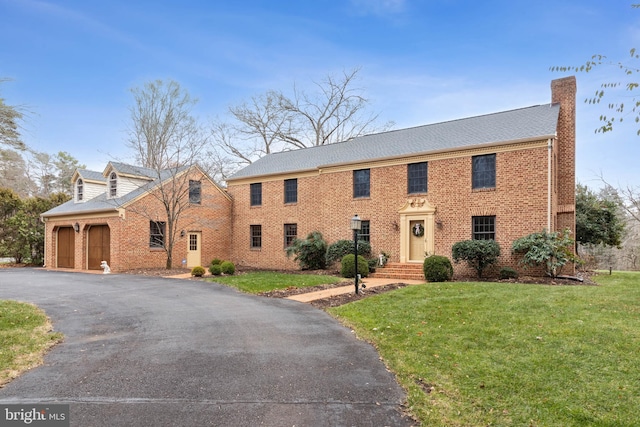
left=351, top=214, right=362, bottom=294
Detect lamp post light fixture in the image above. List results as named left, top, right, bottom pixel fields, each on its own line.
left=350, top=214, right=362, bottom=294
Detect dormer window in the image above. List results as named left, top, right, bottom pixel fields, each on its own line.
left=77, top=179, right=84, bottom=201
left=109, top=172, right=117, bottom=198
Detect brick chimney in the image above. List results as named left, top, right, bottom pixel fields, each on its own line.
left=551, top=76, right=576, bottom=239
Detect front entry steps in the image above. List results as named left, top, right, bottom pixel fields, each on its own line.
left=369, top=262, right=424, bottom=281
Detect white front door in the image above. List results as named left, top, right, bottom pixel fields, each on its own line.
left=186, top=232, right=202, bottom=268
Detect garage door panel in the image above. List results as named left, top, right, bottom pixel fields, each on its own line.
left=88, top=225, right=110, bottom=270
left=57, top=227, right=75, bottom=268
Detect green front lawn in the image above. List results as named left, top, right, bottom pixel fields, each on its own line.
left=329, top=271, right=640, bottom=426
left=207, top=271, right=345, bottom=294
left=0, top=300, right=63, bottom=386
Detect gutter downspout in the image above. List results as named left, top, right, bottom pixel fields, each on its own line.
left=41, top=216, right=47, bottom=268
left=547, top=138, right=553, bottom=231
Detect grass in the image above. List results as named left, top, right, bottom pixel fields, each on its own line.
left=328, top=271, right=640, bottom=426
left=0, top=300, right=63, bottom=387
left=207, top=271, right=345, bottom=294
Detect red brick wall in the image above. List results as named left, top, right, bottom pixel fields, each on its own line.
left=226, top=78, right=576, bottom=277
left=552, top=76, right=577, bottom=238
left=227, top=143, right=552, bottom=276
left=44, top=170, right=232, bottom=272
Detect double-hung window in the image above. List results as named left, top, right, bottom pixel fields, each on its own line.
left=408, top=162, right=428, bottom=194
left=472, top=216, right=495, bottom=240
left=250, top=183, right=262, bottom=206
left=250, top=225, right=262, bottom=248
left=353, top=169, right=370, bottom=198
left=189, top=180, right=201, bottom=204
left=77, top=179, right=84, bottom=201
left=284, top=179, right=297, bottom=204
left=109, top=172, right=117, bottom=198
left=150, top=221, right=166, bottom=248
left=284, top=223, right=297, bottom=247
left=359, top=220, right=370, bottom=242
left=472, top=154, right=496, bottom=189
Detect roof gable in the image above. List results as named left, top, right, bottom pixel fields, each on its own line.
left=103, top=162, right=158, bottom=180
left=228, top=103, right=560, bottom=181
left=42, top=164, right=227, bottom=218
left=71, top=169, right=107, bottom=184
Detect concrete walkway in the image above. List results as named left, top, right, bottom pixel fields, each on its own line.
left=286, top=277, right=426, bottom=302
left=139, top=271, right=427, bottom=302
left=161, top=272, right=427, bottom=302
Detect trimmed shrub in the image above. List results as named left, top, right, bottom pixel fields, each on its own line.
left=210, top=258, right=223, bottom=266
left=220, top=261, right=236, bottom=275
left=512, top=228, right=576, bottom=277
left=191, top=266, right=205, bottom=277
left=285, top=231, right=328, bottom=270
left=367, top=258, right=378, bottom=273
left=423, top=255, right=453, bottom=282
left=326, top=239, right=372, bottom=265
left=499, top=267, right=518, bottom=280
left=340, top=254, right=369, bottom=278
left=209, top=264, right=222, bottom=276
left=452, top=239, right=501, bottom=278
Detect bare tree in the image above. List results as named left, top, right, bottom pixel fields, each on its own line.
left=280, top=68, right=393, bottom=148
left=126, top=79, right=212, bottom=269
left=127, top=79, right=201, bottom=170
left=600, top=175, right=640, bottom=224
left=579, top=175, right=640, bottom=270
left=213, top=68, right=394, bottom=171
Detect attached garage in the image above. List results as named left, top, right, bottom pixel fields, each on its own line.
left=57, top=226, right=75, bottom=268
left=88, top=225, right=110, bottom=270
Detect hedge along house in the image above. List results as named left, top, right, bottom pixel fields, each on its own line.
left=225, top=77, right=576, bottom=278
left=41, top=162, right=232, bottom=272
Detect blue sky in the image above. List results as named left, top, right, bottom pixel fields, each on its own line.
left=1, top=0, right=638, bottom=189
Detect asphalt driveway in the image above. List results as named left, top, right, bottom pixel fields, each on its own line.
left=0, top=269, right=412, bottom=426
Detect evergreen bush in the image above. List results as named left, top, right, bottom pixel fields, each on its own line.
left=512, top=228, right=576, bottom=277
left=191, top=266, right=205, bottom=277
left=452, top=239, right=501, bottom=278
left=285, top=231, right=328, bottom=270
left=423, top=255, right=453, bottom=282
left=209, top=264, right=222, bottom=276
left=220, top=261, right=235, bottom=275
left=499, top=266, right=518, bottom=279
left=340, top=254, right=369, bottom=278
left=326, top=239, right=372, bottom=264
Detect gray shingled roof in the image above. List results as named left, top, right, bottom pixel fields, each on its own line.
left=228, top=103, right=560, bottom=181
left=108, top=162, right=159, bottom=179
left=42, top=165, right=190, bottom=218
left=76, top=169, right=106, bottom=183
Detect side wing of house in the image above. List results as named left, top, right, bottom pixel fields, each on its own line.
left=43, top=164, right=232, bottom=272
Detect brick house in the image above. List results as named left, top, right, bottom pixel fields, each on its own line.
left=41, top=162, right=232, bottom=272
left=225, top=77, right=576, bottom=277
left=41, top=77, right=576, bottom=277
